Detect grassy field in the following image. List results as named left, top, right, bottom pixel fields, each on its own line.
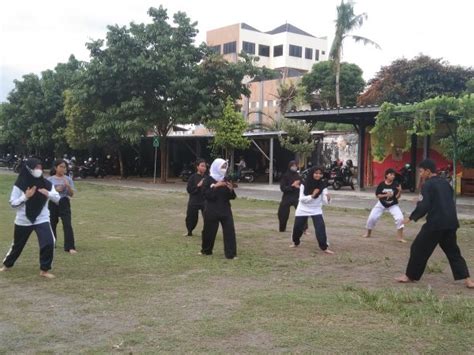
left=0, top=174, right=473, bottom=353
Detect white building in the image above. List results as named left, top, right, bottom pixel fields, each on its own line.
left=207, top=23, right=328, bottom=73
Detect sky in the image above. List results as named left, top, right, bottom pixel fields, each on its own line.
left=1, top=0, right=473, bottom=102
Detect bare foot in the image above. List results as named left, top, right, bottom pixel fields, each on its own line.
left=289, top=244, right=298, bottom=248
left=362, top=234, right=371, bottom=238
left=397, top=239, right=407, bottom=243
left=68, top=249, right=78, bottom=254
left=465, top=278, right=474, bottom=289
left=39, top=271, right=55, bottom=279
left=323, top=249, right=335, bottom=255
left=303, top=230, right=310, bottom=236
left=395, top=275, right=413, bottom=283
left=0, top=266, right=10, bottom=272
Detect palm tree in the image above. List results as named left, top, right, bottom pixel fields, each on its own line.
left=330, top=0, right=380, bottom=107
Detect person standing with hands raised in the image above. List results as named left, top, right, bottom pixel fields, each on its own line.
left=184, top=159, right=207, bottom=237
left=1, top=158, right=60, bottom=278
left=48, top=159, right=77, bottom=254
left=200, top=159, right=237, bottom=259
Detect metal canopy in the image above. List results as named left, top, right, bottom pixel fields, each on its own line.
left=285, top=106, right=381, bottom=125
left=285, top=106, right=382, bottom=189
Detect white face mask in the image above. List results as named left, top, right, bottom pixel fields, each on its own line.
left=290, top=166, right=297, bottom=172
left=220, top=168, right=227, bottom=175
left=32, top=169, right=43, bottom=178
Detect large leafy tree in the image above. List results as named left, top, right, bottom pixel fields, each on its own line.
left=0, top=56, right=82, bottom=156
left=1, top=73, right=49, bottom=155
left=358, top=55, right=474, bottom=105
left=66, top=6, right=260, bottom=181
left=330, top=0, right=380, bottom=107
left=301, top=60, right=365, bottom=108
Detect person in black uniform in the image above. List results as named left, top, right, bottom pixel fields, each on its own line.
left=396, top=159, right=474, bottom=288
left=278, top=161, right=302, bottom=232
left=200, top=158, right=237, bottom=259
left=184, top=159, right=207, bottom=237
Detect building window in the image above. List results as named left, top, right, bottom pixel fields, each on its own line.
left=250, top=101, right=257, bottom=109
left=289, top=44, right=302, bottom=58
left=273, top=44, right=283, bottom=57
left=223, top=41, right=237, bottom=54
left=242, top=41, right=255, bottom=54
left=315, top=49, right=320, bottom=61
left=322, top=50, right=326, bottom=55
left=267, top=100, right=274, bottom=108
left=305, top=47, right=312, bottom=60
left=210, top=45, right=221, bottom=54
left=258, top=44, right=270, bottom=57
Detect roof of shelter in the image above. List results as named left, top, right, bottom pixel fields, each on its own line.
left=285, top=105, right=382, bottom=125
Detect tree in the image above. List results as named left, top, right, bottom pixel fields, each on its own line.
left=358, top=55, right=473, bottom=105
left=279, top=118, right=315, bottom=167
left=208, top=97, right=250, bottom=170
left=330, top=0, right=380, bottom=107
left=0, top=56, right=82, bottom=157
left=1, top=73, right=50, bottom=155
left=301, top=60, right=365, bottom=108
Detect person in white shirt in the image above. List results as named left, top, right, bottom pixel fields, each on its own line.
left=1, top=158, right=60, bottom=278
left=48, top=159, right=77, bottom=254
left=290, top=167, right=334, bottom=254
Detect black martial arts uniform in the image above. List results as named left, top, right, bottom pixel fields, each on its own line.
left=201, top=177, right=237, bottom=259
left=278, top=169, right=302, bottom=232
left=406, top=175, right=470, bottom=281
left=185, top=172, right=206, bottom=236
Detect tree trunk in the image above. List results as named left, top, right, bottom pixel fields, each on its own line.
left=230, top=150, right=235, bottom=173
left=335, top=55, right=341, bottom=108
left=118, top=148, right=125, bottom=179
left=160, top=135, right=167, bottom=183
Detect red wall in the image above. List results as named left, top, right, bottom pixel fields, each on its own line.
left=371, top=149, right=454, bottom=186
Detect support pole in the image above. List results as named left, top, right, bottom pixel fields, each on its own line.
left=269, top=137, right=274, bottom=185
left=153, top=146, right=158, bottom=184
left=423, top=135, right=430, bottom=159
left=357, top=124, right=366, bottom=190
left=410, top=134, right=417, bottom=189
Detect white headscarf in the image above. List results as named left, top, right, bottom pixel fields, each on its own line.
left=210, top=158, right=227, bottom=182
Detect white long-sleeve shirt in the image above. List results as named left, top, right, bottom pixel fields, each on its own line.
left=295, top=184, right=329, bottom=217
left=9, top=185, right=60, bottom=226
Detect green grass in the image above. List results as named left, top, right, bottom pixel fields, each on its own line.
left=0, top=174, right=473, bottom=353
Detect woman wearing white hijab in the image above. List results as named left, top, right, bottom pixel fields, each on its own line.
left=200, top=158, right=237, bottom=259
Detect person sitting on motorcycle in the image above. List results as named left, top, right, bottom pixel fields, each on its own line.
left=236, top=156, right=246, bottom=181
left=364, top=168, right=406, bottom=243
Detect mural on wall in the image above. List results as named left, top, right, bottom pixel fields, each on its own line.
left=317, top=133, right=358, bottom=167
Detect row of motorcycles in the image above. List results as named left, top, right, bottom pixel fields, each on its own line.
left=301, top=161, right=419, bottom=191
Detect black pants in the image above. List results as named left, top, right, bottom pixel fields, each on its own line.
left=201, top=212, right=237, bottom=259
left=278, top=196, right=299, bottom=232
left=406, top=226, right=470, bottom=281
left=49, top=198, right=75, bottom=251
left=185, top=203, right=204, bottom=236
left=292, top=215, right=328, bottom=251
left=3, top=222, right=55, bottom=271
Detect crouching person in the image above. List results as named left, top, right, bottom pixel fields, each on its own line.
left=1, top=158, right=60, bottom=278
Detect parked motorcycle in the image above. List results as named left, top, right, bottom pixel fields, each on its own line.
left=0, top=154, right=17, bottom=169
left=179, top=163, right=194, bottom=182
left=332, top=159, right=355, bottom=190
left=78, top=158, right=106, bottom=179
left=438, top=165, right=453, bottom=186
left=394, top=163, right=415, bottom=192
left=239, top=167, right=256, bottom=183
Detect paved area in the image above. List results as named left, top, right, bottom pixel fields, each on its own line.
left=80, top=176, right=474, bottom=220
